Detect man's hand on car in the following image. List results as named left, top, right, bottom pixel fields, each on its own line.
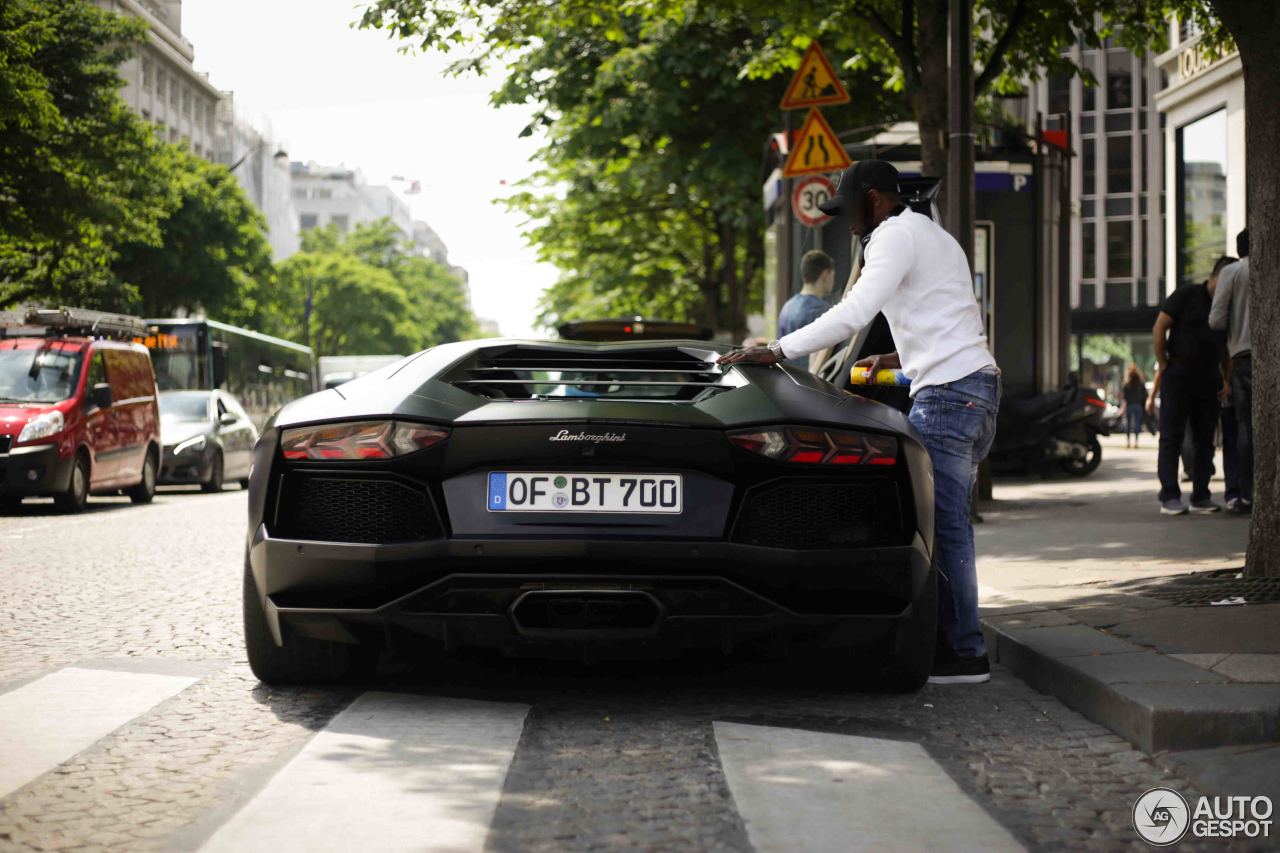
left=718, top=346, right=779, bottom=365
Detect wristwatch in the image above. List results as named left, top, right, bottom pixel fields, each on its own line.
left=766, top=339, right=785, bottom=361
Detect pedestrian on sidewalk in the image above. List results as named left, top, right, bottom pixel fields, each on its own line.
left=1206, top=255, right=1243, bottom=510
left=1148, top=261, right=1230, bottom=515
left=1209, top=229, right=1252, bottom=515
left=1121, top=364, right=1147, bottom=448
left=776, top=250, right=835, bottom=369
left=719, top=160, right=1000, bottom=685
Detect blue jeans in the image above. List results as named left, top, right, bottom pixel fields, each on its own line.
left=908, top=367, right=1001, bottom=659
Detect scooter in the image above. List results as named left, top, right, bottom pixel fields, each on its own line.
left=992, top=383, right=1109, bottom=477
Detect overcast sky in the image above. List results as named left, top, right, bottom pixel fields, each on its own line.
left=182, top=0, right=557, bottom=337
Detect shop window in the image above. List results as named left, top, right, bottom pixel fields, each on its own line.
left=1108, top=220, right=1133, bottom=278
left=1176, top=108, right=1227, bottom=287
left=1107, top=136, right=1132, bottom=194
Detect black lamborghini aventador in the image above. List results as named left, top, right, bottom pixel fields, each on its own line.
left=242, top=339, right=937, bottom=688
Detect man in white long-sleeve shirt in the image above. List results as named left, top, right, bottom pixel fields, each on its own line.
left=720, top=160, right=1001, bottom=684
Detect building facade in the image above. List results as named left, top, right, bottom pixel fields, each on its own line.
left=290, top=162, right=414, bottom=242
left=1019, top=40, right=1166, bottom=396
left=1154, top=18, right=1244, bottom=297
left=96, top=0, right=222, bottom=160
left=217, top=100, right=300, bottom=260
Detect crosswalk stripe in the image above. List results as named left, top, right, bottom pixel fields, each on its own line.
left=200, top=692, right=530, bottom=853
left=0, top=666, right=199, bottom=798
left=714, top=721, right=1024, bottom=852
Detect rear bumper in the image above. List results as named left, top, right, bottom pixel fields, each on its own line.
left=0, top=444, right=74, bottom=497
left=246, top=523, right=933, bottom=654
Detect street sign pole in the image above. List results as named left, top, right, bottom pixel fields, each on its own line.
left=782, top=108, right=794, bottom=325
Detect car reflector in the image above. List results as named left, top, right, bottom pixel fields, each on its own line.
left=281, top=421, right=448, bottom=460
left=728, top=427, right=897, bottom=466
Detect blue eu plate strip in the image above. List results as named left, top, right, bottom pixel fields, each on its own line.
left=487, top=472, right=507, bottom=510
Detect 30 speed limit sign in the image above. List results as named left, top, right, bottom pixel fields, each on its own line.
left=791, top=175, right=836, bottom=227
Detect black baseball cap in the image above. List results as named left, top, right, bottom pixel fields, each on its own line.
left=818, top=160, right=901, bottom=215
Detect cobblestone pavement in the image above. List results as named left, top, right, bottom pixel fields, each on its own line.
left=0, top=491, right=1256, bottom=851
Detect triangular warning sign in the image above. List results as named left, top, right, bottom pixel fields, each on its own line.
left=780, top=42, right=850, bottom=110
left=781, top=109, right=852, bottom=178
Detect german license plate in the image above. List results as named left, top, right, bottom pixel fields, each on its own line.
left=486, top=472, right=682, bottom=513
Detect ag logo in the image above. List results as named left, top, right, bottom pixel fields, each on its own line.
left=1134, top=787, right=1190, bottom=846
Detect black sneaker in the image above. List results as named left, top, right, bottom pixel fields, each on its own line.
left=928, top=653, right=991, bottom=685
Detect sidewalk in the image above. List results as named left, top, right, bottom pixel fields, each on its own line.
left=977, top=435, right=1280, bottom=801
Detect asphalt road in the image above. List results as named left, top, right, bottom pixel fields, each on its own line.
left=0, top=489, right=1226, bottom=851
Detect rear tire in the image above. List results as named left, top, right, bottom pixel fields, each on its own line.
left=1060, top=435, right=1102, bottom=477
left=201, top=450, right=224, bottom=493
left=873, top=565, right=938, bottom=692
left=128, top=447, right=157, bottom=504
left=243, top=563, right=378, bottom=685
left=53, top=453, right=90, bottom=514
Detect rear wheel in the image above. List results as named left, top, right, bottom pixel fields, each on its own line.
left=1060, top=435, right=1102, bottom=477
left=873, top=566, right=938, bottom=692
left=243, top=563, right=379, bottom=684
left=1, top=497, right=24, bottom=514
left=128, top=447, right=157, bottom=504
left=53, top=453, right=90, bottom=514
left=201, top=450, right=224, bottom=493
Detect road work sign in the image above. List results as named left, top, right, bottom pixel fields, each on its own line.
left=781, top=110, right=851, bottom=178
left=780, top=42, right=850, bottom=110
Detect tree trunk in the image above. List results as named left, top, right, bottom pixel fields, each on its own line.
left=717, top=220, right=747, bottom=344
left=914, top=0, right=951, bottom=182
left=1212, top=1, right=1280, bottom=576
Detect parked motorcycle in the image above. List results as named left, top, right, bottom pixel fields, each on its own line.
left=992, top=383, right=1109, bottom=476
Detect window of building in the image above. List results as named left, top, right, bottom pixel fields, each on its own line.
left=1083, top=138, right=1096, bottom=195
left=1107, top=220, right=1133, bottom=278
left=170, top=79, right=178, bottom=107
left=1083, top=222, right=1096, bottom=279
left=1105, top=197, right=1132, bottom=217
left=330, top=215, right=349, bottom=234
left=1048, top=74, right=1070, bottom=116
left=1176, top=108, right=1227, bottom=287
left=1107, top=136, right=1132, bottom=194
left=157, top=71, right=166, bottom=103
left=182, top=88, right=191, bottom=115
left=1106, top=51, right=1133, bottom=110
left=1083, top=81, right=1096, bottom=112
left=1179, top=15, right=1202, bottom=45
left=141, top=59, right=152, bottom=90
left=1105, top=282, right=1133, bottom=308
left=299, top=213, right=319, bottom=230
left=1140, top=217, right=1149, bottom=284
left=1079, top=283, right=1096, bottom=308
left=1140, top=132, right=1149, bottom=193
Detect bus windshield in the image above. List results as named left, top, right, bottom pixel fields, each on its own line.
left=0, top=346, right=83, bottom=404
left=140, top=325, right=205, bottom=391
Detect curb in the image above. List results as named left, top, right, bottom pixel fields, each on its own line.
left=982, top=616, right=1280, bottom=753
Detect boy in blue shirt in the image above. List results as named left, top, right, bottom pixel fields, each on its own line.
left=777, top=250, right=835, bottom=368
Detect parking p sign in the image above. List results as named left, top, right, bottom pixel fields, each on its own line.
left=791, top=175, right=836, bottom=228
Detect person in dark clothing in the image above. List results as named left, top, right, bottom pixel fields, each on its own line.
left=776, top=250, right=835, bottom=368
left=1121, top=364, right=1147, bottom=448
left=1147, top=268, right=1231, bottom=515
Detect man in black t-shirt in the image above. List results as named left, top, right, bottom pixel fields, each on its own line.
left=1147, top=279, right=1229, bottom=514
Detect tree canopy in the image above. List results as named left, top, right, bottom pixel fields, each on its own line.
left=275, top=220, right=477, bottom=357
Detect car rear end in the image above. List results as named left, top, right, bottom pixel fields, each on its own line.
left=244, top=342, right=935, bottom=684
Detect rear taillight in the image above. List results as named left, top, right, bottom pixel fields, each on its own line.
left=280, top=421, right=448, bottom=460
left=728, top=427, right=897, bottom=466
left=1085, top=396, right=1106, bottom=408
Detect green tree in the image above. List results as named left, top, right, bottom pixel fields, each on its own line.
left=0, top=0, right=169, bottom=306
left=362, top=8, right=903, bottom=339
left=278, top=220, right=477, bottom=355
left=111, top=144, right=276, bottom=327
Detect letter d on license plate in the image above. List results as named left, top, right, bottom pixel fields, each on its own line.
left=487, top=472, right=682, bottom=513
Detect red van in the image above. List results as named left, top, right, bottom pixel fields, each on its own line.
left=1, top=314, right=161, bottom=513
